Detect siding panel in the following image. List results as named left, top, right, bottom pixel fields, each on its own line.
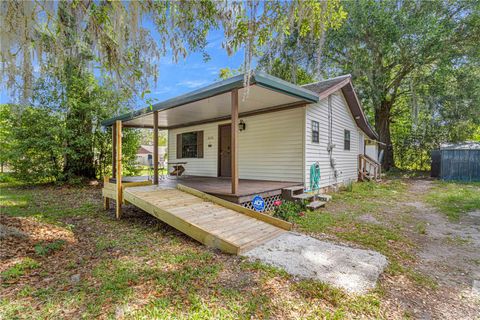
left=305, top=91, right=359, bottom=189
left=168, top=108, right=304, bottom=182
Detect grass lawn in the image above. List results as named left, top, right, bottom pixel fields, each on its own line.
left=1, top=174, right=478, bottom=319
left=424, top=181, right=480, bottom=221
left=133, top=166, right=169, bottom=177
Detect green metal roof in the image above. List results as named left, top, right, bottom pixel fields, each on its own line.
left=101, top=71, right=319, bottom=127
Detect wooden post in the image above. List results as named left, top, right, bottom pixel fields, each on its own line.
left=103, top=176, right=110, bottom=210
left=153, top=111, right=159, bottom=185
left=115, top=120, right=122, bottom=219
left=112, top=124, right=117, bottom=178
left=231, top=89, right=239, bottom=195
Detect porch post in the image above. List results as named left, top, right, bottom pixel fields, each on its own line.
left=231, top=89, right=239, bottom=194
left=153, top=111, right=159, bottom=185
left=112, top=123, right=117, bottom=178
left=115, top=120, right=122, bottom=219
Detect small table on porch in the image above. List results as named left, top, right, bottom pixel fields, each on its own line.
left=168, top=162, right=187, bottom=178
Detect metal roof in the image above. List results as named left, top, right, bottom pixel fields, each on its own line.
left=101, top=71, right=319, bottom=127
left=440, top=141, right=480, bottom=150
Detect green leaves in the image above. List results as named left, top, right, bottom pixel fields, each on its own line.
left=1, top=0, right=347, bottom=101
left=1, top=66, right=142, bottom=183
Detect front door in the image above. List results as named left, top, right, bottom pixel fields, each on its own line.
left=218, top=124, right=231, bottom=177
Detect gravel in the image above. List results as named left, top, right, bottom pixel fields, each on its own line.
left=243, top=232, right=388, bottom=293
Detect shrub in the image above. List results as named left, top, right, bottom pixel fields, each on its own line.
left=273, top=200, right=305, bottom=222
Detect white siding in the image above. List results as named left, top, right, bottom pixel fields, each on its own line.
left=168, top=108, right=304, bottom=182
left=366, top=144, right=379, bottom=162
left=358, top=131, right=365, bottom=155
left=305, top=91, right=359, bottom=189
left=168, top=122, right=220, bottom=176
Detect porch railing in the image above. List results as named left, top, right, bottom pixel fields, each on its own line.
left=358, top=154, right=381, bottom=181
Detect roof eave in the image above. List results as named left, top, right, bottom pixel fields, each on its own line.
left=254, top=72, right=319, bottom=103
left=345, top=82, right=379, bottom=140
left=101, top=74, right=246, bottom=127
left=101, top=72, right=319, bottom=127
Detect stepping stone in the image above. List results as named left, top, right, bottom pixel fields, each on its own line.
left=316, top=194, right=332, bottom=202
left=307, top=201, right=326, bottom=210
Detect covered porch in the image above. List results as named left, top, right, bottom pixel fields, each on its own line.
left=102, top=72, right=318, bottom=218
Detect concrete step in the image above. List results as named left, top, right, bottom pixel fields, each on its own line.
left=292, top=193, right=315, bottom=201
left=282, top=185, right=304, bottom=193
left=316, top=194, right=332, bottom=202
left=282, top=185, right=305, bottom=200
left=306, top=201, right=326, bottom=210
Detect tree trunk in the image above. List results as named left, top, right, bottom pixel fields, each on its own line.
left=375, top=101, right=395, bottom=170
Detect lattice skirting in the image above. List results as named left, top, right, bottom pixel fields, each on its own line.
left=241, top=194, right=282, bottom=212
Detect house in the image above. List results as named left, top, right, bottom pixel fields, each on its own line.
left=136, top=145, right=167, bottom=166
left=102, top=72, right=380, bottom=211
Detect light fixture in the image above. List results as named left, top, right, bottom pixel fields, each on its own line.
left=239, top=119, right=246, bottom=131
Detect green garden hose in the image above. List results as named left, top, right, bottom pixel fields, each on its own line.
left=310, top=163, right=321, bottom=191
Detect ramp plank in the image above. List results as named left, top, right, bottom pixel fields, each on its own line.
left=122, top=185, right=287, bottom=255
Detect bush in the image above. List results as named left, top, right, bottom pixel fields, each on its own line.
left=273, top=200, right=305, bottom=222
left=4, top=105, right=64, bottom=183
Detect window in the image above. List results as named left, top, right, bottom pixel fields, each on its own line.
left=176, top=131, right=204, bottom=158
left=344, top=129, right=351, bottom=150
left=312, top=120, right=319, bottom=143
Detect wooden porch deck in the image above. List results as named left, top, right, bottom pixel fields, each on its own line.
left=118, top=176, right=302, bottom=204
left=120, top=184, right=291, bottom=254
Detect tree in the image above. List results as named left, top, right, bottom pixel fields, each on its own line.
left=1, top=0, right=347, bottom=179
left=1, top=104, right=64, bottom=182
left=0, top=105, right=15, bottom=173
left=258, top=58, right=315, bottom=85
left=221, top=58, right=315, bottom=85
left=321, top=0, right=480, bottom=169
left=0, top=75, right=142, bottom=183
left=24, top=69, right=141, bottom=181
left=1, top=0, right=346, bottom=100
left=257, top=27, right=322, bottom=84
left=391, top=59, right=480, bottom=170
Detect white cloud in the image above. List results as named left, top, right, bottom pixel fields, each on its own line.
left=177, top=79, right=210, bottom=89
left=154, top=86, right=173, bottom=95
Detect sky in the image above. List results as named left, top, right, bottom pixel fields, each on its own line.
left=145, top=29, right=245, bottom=107
left=0, top=28, right=247, bottom=108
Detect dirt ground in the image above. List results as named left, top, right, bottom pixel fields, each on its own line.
left=1, top=178, right=479, bottom=319
left=380, top=179, right=480, bottom=319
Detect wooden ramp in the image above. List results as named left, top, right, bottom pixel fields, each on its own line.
left=122, top=184, right=291, bottom=255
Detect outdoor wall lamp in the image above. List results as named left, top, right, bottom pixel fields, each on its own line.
left=239, top=120, right=246, bottom=131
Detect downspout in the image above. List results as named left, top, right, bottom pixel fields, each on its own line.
left=302, top=105, right=307, bottom=188
left=327, top=95, right=337, bottom=183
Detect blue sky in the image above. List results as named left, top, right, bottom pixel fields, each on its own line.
left=0, top=28, right=247, bottom=108
left=146, top=30, right=244, bottom=106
